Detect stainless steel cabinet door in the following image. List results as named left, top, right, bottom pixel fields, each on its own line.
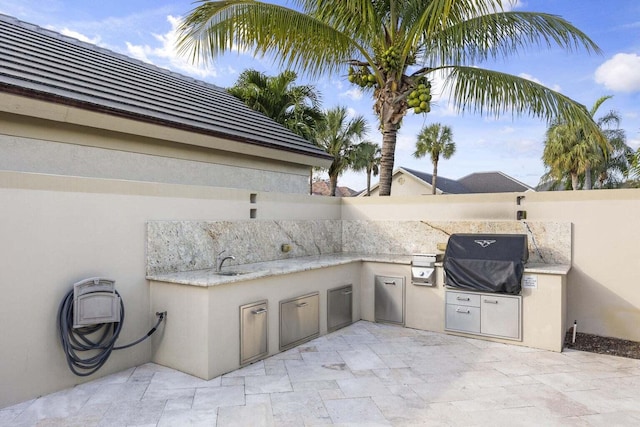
left=327, top=285, right=353, bottom=332
left=279, top=292, right=319, bottom=350
left=375, top=275, right=405, bottom=325
left=239, top=300, right=268, bottom=366
left=481, top=295, right=521, bottom=339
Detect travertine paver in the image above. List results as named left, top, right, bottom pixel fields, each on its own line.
left=3, top=320, right=640, bottom=426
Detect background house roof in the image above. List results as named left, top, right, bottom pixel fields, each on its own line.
left=311, top=180, right=359, bottom=197
left=0, top=14, right=330, bottom=161
left=458, top=172, right=533, bottom=193
left=400, top=167, right=471, bottom=194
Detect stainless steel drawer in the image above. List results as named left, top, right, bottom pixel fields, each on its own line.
left=446, top=291, right=480, bottom=307
left=279, top=292, right=319, bottom=351
left=445, top=304, right=481, bottom=334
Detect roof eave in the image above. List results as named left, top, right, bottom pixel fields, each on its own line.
left=0, top=83, right=333, bottom=165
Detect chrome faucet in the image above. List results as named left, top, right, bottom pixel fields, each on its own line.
left=216, top=250, right=235, bottom=272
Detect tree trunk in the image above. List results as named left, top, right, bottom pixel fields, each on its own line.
left=378, top=121, right=398, bottom=196
left=329, top=174, right=338, bottom=197
left=571, top=173, right=579, bottom=190
left=432, top=160, right=439, bottom=195
left=584, top=165, right=592, bottom=190
left=366, top=167, right=372, bottom=196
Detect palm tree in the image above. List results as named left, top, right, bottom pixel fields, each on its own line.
left=589, top=102, right=631, bottom=189
left=541, top=123, right=595, bottom=190
left=178, top=0, right=604, bottom=196
left=629, top=149, right=640, bottom=182
left=227, top=69, right=323, bottom=142
left=413, top=123, right=456, bottom=195
left=315, top=106, right=368, bottom=196
left=541, top=96, right=632, bottom=190
left=351, top=141, right=381, bottom=196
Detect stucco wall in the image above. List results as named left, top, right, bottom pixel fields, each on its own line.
left=0, top=96, right=331, bottom=194
left=0, top=171, right=340, bottom=408
left=2, top=169, right=639, bottom=409
left=343, top=189, right=640, bottom=342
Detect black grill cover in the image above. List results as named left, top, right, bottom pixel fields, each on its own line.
left=444, top=234, right=528, bottom=294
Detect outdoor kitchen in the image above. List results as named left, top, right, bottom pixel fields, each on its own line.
left=146, top=219, right=571, bottom=381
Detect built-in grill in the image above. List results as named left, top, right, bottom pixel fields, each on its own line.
left=443, top=234, right=528, bottom=295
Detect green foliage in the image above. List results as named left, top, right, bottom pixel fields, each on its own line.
left=414, top=123, right=456, bottom=194
left=351, top=141, right=381, bottom=195
left=315, top=106, right=369, bottom=196
left=179, top=0, right=603, bottom=196
left=227, top=69, right=323, bottom=142
left=540, top=96, right=632, bottom=190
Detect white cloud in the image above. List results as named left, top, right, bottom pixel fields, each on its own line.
left=518, top=73, right=561, bottom=92
left=340, top=88, right=363, bottom=101
left=125, top=15, right=217, bottom=79
left=595, top=53, right=640, bottom=93
left=628, top=136, right=640, bottom=150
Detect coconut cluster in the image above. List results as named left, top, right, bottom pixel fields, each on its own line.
left=379, top=46, right=400, bottom=73
left=407, top=79, right=432, bottom=114
left=347, top=66, right=376, bottom=88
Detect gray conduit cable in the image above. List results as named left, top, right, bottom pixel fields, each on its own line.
left=57, top=289, right=166, bottom=376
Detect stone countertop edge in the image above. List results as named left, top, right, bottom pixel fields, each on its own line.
left=147, top=254, right=570, bottom=287
left=146, top=253, right=412, bottom=287
left=434, top=261, right=570, bottom=276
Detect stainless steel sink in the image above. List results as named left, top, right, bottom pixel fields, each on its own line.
left=215, top=270, right=248, bottom=276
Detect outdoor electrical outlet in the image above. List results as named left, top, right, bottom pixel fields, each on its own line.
left=281, top=243, right=291, bottom=253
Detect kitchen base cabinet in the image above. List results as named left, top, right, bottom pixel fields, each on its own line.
left=445, top=290, right=521, bottom=341
left=327, top=285, right=353, bottom=332
left=239, top=300, right=268, bottom=366
left=375, top=275, right=405, bottom=325
left=279, top=292, right=319, bottom=351
left=481, top=295, right=521, bottom=339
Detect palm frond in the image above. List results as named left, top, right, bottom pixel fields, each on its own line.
left=421, top=11, right=601, bottom=67
left=178, top=0, right=360, bottom=77
left=442, top=66, right=608, bottom=151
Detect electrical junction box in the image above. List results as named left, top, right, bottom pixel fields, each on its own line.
left=73, top=277, right=121, bottom=328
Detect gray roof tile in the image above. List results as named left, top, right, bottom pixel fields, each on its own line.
left=0, top=14, right=331, bottom=160
left=458, top=172, right=533, bottom=193
left=401, top=167, right=471, bottom=194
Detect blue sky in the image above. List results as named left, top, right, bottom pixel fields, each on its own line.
left=1, top=1, right=639, bottom=191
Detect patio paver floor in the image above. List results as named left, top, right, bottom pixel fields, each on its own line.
left=3, top=320, right=640, bottom=426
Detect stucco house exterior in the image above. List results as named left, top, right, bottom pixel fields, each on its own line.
left=366, top=166, right=534, bottom=196
left=0, top=14, right=331, bottom=194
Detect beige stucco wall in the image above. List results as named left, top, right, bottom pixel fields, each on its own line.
left=0, top=94, right=331, bottom=194
left=0, top=171, right=341, bottom=408
left=2, top=166, right=639, bottom=409
left=368, top=170, right=438, bottom=196
left=343, top=189, right=640, bottom=342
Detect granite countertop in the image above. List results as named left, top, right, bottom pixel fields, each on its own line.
left=147, top=253, right=570, bottom=288
left=523, top=263, right=571, bottom=275
left=146, top=253, right=412, bottom=287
